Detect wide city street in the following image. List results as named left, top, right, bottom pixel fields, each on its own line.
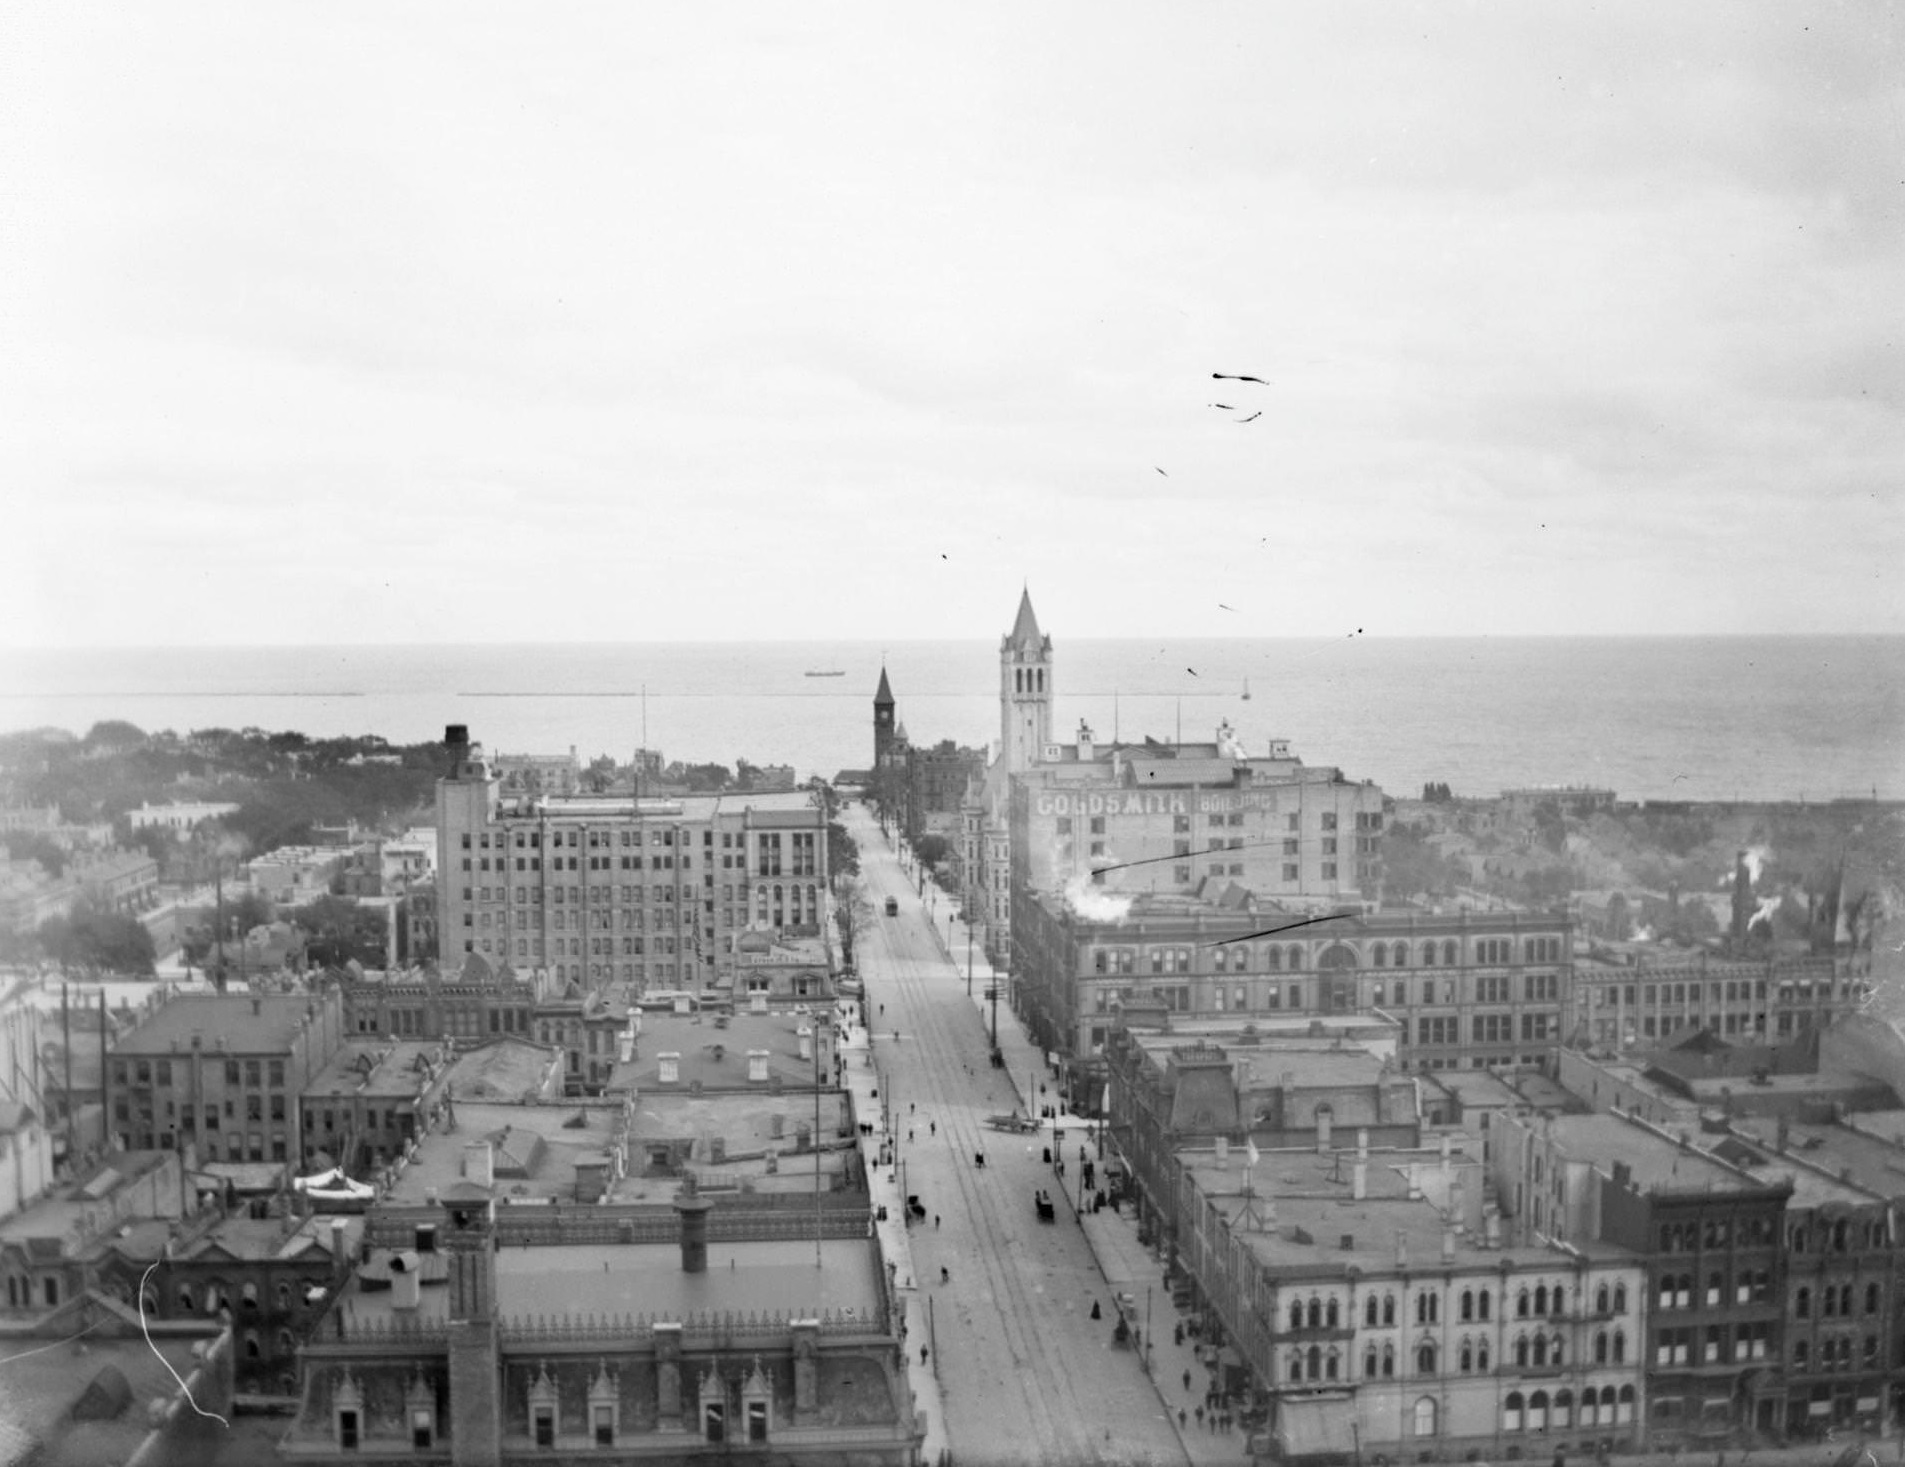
left=845, top=803, right=1190, bottom=1467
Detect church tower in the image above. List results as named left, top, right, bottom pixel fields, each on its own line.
left=999, top=589, right=1053, bottom=774
left=873, top=666, right=896, bottom=774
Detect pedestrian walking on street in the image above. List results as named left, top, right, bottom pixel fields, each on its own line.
left=1091, top=1300, right=1102, bottom=1320
left=940, top=1266, right=949, bottom=1284
left=934, top=1214, right=940, bottom=1229
left=930, top=1121, right=936, bottom=1136
left=1175, top=1323, right=1186, bottom=1348
left=1178, top=1408, right=1187, bottom=1430
left=1183, top=1369, right=1192, bottom=1391
left=920, top=1345, right=929, bottom=1366
left=1195, top=1406, right=1204, bottom=1429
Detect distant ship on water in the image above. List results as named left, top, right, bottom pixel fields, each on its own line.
left=804, top=669, right=846, bottom=677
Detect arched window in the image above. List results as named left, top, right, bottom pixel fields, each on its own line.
left=1793, top=1340, right=1809, bottom=1368
left=1534, top=1284, right=1548, bottom=1315
left=1517, top=1288, right=1531, bottom=1319
left=1554, top=1390, right=1573, bottom=1429
left=1595, top=1284, right=1609, bottom=1314
left=1617, top=1385, right=1635, bottom=1423
left=1417, top=1291, right=1438, bottom=1324
left=241, top=1281, right=259, bottom=1311
left=1459, top=1340, right=1473, bottom=1372
left=1613, top=1283, right=1627, bottom=1313
left=276, top=1282, right=291, bottom=1312
left=1423, top=942, right=1437, bottom=966
left=1307, top=1298, right=1322, bottom=1329
left=1416, top=1341, right=1437, bottom=1374
left=1612, top=1328, right=1626, bottom=1363
left=1382, top=1344, right=1396, bottom=1378
left=1414, top=1397, right=1437, bottom=1438
left=1868, top=1283, right=1882, bottom=1316
left=1267, top=947, right=1282, bottom=971
left=1551, top=1285, right=1566, bottom=1316
left=1792, top=1286, right=1809, bottom=1318
left=1460, top=1289, right=1474, bottom=1322
left=1504, top=1392, right=1525, bottom=1432
left=1291, top=1301, right=1305, bottom=1330
left=1365, top=1348, right=1378, bottom=1379
left=1365, top=1296, right=1379, bottom=1327
left=1515, top=1334, right=1530, bottom=1367
left=1841, top=1285, right=1855, bottom=1316
left=1307, top=1345, right=1322, bottom=1380
left=1373, top=943, right=1387, bottom=967
left=1478, top=1289, right=1491, bottom=1321
left=1528, top=1391, right=1549, bottom=1431
left=1822, top=1285, right=1836, bottom=1317
left=1551, top=1334, right=1565, bottom=1365
left=1325, top=1350, right=1340, bottom=1381
left=1326, top=1299, right=1340, bottom=1328
left=1288, top=947, right=1304, bottom=970
left=1533, top=1334, right=1549, bottom=1367
left=1595, top=1330, right=1608, bottom=1363
left=244, top=1331, right=260, bottom=1360
left=1581, top=1392, right=1598, bottom=1428
left=1477, top=1340, right=1490, bottom=1371
left=1288, top=1352, right=1305, bottom=1382
left=1383, top=1295, right=1396, bottom=1326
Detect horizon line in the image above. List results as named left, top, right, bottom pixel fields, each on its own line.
left=5, top=630, right=1901, bottom=654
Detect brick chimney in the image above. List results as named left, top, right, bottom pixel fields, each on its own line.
left=674, top=1175, right=713, bottom=1274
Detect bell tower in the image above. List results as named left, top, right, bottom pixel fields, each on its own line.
left=873, top=667, right=896, bottom=774
left=999, top=589, right=1053, bottom=774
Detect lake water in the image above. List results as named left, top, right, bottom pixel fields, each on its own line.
left=1, top=636, right=1899, bottom=804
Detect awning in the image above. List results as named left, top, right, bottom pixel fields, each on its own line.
left=1278, top=1396, right=1354, bottom=1461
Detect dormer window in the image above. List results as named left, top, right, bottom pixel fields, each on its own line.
left=659, top=1053, right=680, bottom=1084
left=406, top=1377, right=436, bottom=1448
left=334, top=1372, right=363, bottom=1451
left=529, top=1365, right=559, bottom=1447
left=588, top=1365, right=619, bottom=1446
left=748, top=1050, right=769, bottom=1083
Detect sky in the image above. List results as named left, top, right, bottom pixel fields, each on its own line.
left=2, top=3, right=1900, bottom=646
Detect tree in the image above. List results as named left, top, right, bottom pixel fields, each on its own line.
left=81, top=720, right=146, bottom=751
left=1382, top=823, right=1461, bottom=900
left=914, top=834, right=953, bottom=870
left=38, top=900, right=155, bottom=976
left=827, top=821, right=860, bottom=880
left=291, top=896, right=390, bottom=968
left=682, top=762, right=731, bottom=792
left=4, top=831, right=67, bottom=880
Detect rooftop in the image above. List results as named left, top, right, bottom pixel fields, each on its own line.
left=1728, top=1115, right=1905, bottom=1200
left=335, top=1235, right=882, bottom=1329
left=439, top=1036, right=564, bottom=1102
left=1126, top=1034, right=1395, bottom=1093
left=0, top=1296, right=219, bottom=1467
left=1177, top=1147, right=1631, bottom=1277
left=304, top=1038, right=448, bottom=1101
left=1543, top=1114, right=1771, bottom=1195
left=0, top=1151, right=179, bottom=1251
left=113, top=993, right=326, bottom=1056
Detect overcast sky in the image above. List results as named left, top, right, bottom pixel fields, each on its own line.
left=3, top=4, right=1899, bottom=646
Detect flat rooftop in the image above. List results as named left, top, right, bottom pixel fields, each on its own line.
left=0, top=1324, right=208, bottom=1467
left=336, top=1236, right=881, bottom=1328
left=1178, top=1148, right=1631, bottom=1277
left=1544, top=1115, right=1766, bottom=1194
left=114, top=993, right=324, bottom=1055
left=1729, top=1115, right=1905, bottom=1199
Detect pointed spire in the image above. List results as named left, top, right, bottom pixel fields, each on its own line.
left=1008, top=587, right=1043, bottom=648
left=873, top=666, right=894, bottom=707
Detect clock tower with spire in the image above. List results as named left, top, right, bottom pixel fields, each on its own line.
left=1000, top=588, right=1053, bottom=774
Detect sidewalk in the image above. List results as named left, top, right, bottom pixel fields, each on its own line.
left=837, top=1006, right=948, bottom=1466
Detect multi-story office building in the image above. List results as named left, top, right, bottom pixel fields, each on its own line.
left=1572, top=949, right=1861, bottom=1051
left=436, top=726, right=828, bottom=992
left=1013, top=888, right=1574, bottom=1103
left=1104, top=1027, right=1419, bottom=1269
left=1499, top=1111, right=1794, bottom=1443
left=1174, top=1143, right=1646, bottom=1464
left=107, top=991, right=346, bottom=1165
left=1010, top=721, right=1386, bottom=907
